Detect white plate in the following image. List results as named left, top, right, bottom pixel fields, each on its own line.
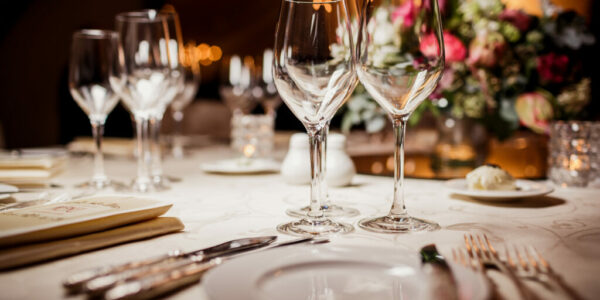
left=446, top=179, right=554, bottom=201
left=204, top=244, right=490, bottom=300
left=201, top=158, right=280, bottom=175
left=0, top=183, right=18, bottom=194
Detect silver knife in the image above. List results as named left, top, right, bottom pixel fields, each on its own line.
left=103, top=237, right=328, bottom=300
left=420, top=244, right=459, bottom=300
left=63, top=235, right=276, bottom=293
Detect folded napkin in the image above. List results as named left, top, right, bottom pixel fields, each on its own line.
left=67, top=137, right=135, bottom=157
left=0, top=152, right=67, bottom=184
left=0, top=217, right=184, bottom=270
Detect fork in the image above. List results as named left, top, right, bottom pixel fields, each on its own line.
left=464, top=234, right=538, bottom=300
left=506, top=245, right=584, bottom=300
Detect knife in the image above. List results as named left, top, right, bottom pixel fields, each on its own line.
left=63, top=235, right=277, bottom=293
left=420, top=244, right=459, bottom=300
left=103, top=237, right=328, bottom=300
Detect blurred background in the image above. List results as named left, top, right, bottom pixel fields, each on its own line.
left=0, top=0, right=598, bottom=164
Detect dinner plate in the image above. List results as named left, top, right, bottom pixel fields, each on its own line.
left=204, top=244, right=491, bottom=300
left=445, top=179, right=554, bottom=201
left=0, top=183, right=18, bottom=194
left=201, top=158, right=280, bottom=174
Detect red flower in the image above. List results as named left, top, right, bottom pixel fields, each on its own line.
left=391, top=1, right=415, bottom=27
left=499, top=9, right=531, bottom=31
left=537, top=53, right=569, bottom=84
left=420, top=31, right=466, bottom=63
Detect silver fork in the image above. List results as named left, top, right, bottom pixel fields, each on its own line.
left=506, top=245, right=584, bottom=300
left=464, top=234, right=538, bottom=300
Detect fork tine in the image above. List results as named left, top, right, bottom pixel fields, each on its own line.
left=464, top=234, right=473, bottom=257
left=475, top=235, right=489, bottom=259
left=530, top=246, right=552, bottom=272
left=525, top=246, right=540, bottom=272
left=513, top=245, right=529, bottom=271
left=483, top=234, right=498, bottom=257
left=469, top=234, right=480, bottom=256
left=505, top=246, right=516, bottom=269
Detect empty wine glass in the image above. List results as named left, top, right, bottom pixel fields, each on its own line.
left=149, top=9, right=185, bottom=189
left=68, top=29, right=120, bottom=189
left=252, top=49, right=281, bottom=116
left=356, top=0, right=445, bottom=232
left=170, top=42, right=201, bottom=158
left=219, top=55, right=256, bottom=116
left=111, top=10, right=174, bottom=192
left=273, top=0, right=357, bottom=236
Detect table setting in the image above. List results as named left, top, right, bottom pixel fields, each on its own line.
left=0, top=0, right=599, bottom=300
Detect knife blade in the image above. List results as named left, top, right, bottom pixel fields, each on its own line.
left=63, top=235, right=276, bottom=293
left=420, top=244, right=459, bottom=300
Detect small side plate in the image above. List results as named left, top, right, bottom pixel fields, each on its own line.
left=201, top=158, right=280, bottom=175
left=445, top=179, right=554, bottom=201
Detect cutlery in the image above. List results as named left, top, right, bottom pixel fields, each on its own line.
left=420, top=244, right=459, bottom=300
left=464, top=234, right=538, bottom=300
left=63, top=235, right=277, bottom=293
left=103, top=237, right=329, bottom=300
left=506, top=245, right=583, bottom=300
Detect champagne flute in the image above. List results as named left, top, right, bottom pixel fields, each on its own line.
left=356, top=0, right=445, bottom=232
left=170, top=42, right=201, bottom=158
left=273, top=0, right=357, bottom=236
left=68, top=29, right=120, bottom=189
left=149, top=9, right=185, bottom=189
left=112, top=10, right=173, bottom=192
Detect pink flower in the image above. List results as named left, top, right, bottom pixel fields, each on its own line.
left=515, top=92, right=554, bottom=134
left=420, top=31, right=466, bottom=63
left=391, top=1, right=415, bottom=27
left=537, top=53, right=569, bottom=84
left=467, top=32, right=506, bottom=67
left=499, top=9, right=532, bottom=31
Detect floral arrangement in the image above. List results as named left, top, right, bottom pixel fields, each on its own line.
left=342, top=0, right=595, bottom=139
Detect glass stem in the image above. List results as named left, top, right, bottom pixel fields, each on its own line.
left=91, top=122, right=107, bottom=182
left=321, top=121, right=330, bottom=208
left=135, top=117, right=151, bottom=185
left=150, top=116, right=163, bottom=177
left=307, top=125, right=326, bottom=219
left=173, top=110, right=183, bottom=150
left=389, top=117, right=408, bottom=218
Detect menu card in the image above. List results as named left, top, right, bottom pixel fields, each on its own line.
left=0, top=196, right=172, bottom=247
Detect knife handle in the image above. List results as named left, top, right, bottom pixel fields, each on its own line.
left=83, top=255, right=203, bottom=294
left=63, top=250, right=184, bottom=292
left=104, top=259, right=221, bottom=300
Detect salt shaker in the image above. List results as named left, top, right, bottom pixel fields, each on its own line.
left=281, top=133, right=355, bottom=186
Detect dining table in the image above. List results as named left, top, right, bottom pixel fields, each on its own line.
left=0, top=141, right=598, bottom=300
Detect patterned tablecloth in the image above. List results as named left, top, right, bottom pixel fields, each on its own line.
left=0, top=145, right=598, bottom=299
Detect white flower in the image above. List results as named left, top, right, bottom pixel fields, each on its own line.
left=372, top=22, right=395, bottom=46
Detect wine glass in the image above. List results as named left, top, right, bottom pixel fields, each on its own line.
left=252, top=49, right=281, bottom=116
left=149, top=9, right=185, bottom=189
left=273, top=0, right=357, bottom=236
left=68, top=29, right=120, bottom=189
left=170, top=41, right=201, bottom=158
left=219, top=55, right=256, bottom=116
left=112, top=10, right=174, bottom=192
left=356, top=0, right=445, bottom=232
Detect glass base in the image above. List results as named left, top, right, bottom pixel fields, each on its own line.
left=127, top=177, right=155, bottom=193
left=152, top=175, right=171, bottom=191
left=358, top=215, right=440, bottom=233
left=277, top=218, right=354, bottom=237
left=286, top=204, right=360, bottom=218
left=75, top=178, right=120, bottom=190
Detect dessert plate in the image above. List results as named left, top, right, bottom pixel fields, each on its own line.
left=204, top=244, right=490, bottom=300
left=201, top=158, right=280, bottom=175
left=445, top=179, right=554, bottom=201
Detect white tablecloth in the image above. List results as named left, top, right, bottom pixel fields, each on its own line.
left=1, top=145, right=598, bottom=299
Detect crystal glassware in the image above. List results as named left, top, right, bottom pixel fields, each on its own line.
left=220, top=55, right=256, bottom=116
left=149, top=10, right=185, bottom=190
left=273, top=0, right=357, bottom=236
left=356, top=0, right=445, bottom=233
left=252, top=49, right=281, bottom=117
left=68, top=29, right=121, bottom=189
left=170, top=42, right=201, bottom=158
left=112, top=10, right=174, bottom=192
